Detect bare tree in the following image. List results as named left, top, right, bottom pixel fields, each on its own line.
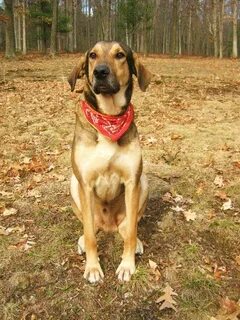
left=232, top=0, right=238, bottom=58
left=219, top=0, right=224, bottom=59
left=50, top=0, right=58, bottom=55
left=212, top=0, right=218, bottom=57
left=4, top=0, right=15, bottom=58
left=22, top=0, right=26, bottom=55
left=170, top=0, right=178, bottom=56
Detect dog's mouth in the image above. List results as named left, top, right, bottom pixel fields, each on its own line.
left=93, top=79, right=120, bottom=95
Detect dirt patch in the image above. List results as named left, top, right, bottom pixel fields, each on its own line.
left=0, top=55, right=240, bottom=320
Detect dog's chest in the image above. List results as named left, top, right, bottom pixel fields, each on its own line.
left=73, top=135, right=141, bottom=201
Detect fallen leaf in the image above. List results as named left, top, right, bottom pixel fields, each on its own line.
left=46, top=164, right=55, bottom=172
left=27, top=189, right=42, bottom=198
left=171, top=133, right=184, bottom=140
left=171, top=205, right=184, bottom=213
left=0, top=190, right=14, bottom=198
left=213, top=263, right=226, bottom=281
left=149, top=259, right=158, bottom=270
left=221, top=198, right=232, bottom=211
left=2, top=207, right=18, bottom=217
left=221, top=297, right=238, bottom=314
left=211, top=298, right=240, bottom=319
left=174, top=194, right=183, bottom=203
left=0, top=226, right=9, bottom=236
left=161, top=192, right=172, bottom=202
left=146, top=136, right=157, bottom=145
left=32, top=174, right=43, bottom=183
left=156, top=284, right=178, bottom=311
left=233, top=161, right=240, bottom=169
left=21, top=157, right=32, bottom=164
left=6, top=225, right=25, bottom=235
left=183, top=210, right=197, bottom=221
left=215, top=190, right=228, bottom=200
left=235, top=256, right=240, bottom=266
left=214, top=175, right=224, bottom=188
left=9, top=234, right=36, bottom=251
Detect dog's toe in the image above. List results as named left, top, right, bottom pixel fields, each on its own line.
left=84, top=263, right=104, bottom=284
left=116, top=260, right=135, bottom=282
left=77, top=235, right=85, bottom=255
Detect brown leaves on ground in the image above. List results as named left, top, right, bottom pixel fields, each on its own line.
left=3, top=155, right=51, bottom=179
left=163, top=192, right=197, bottom=221
left=156, top=284, right=178, bottom=311
left=211, top=297, right=240, bottom=320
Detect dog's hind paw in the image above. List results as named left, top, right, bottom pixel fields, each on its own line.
left=135, top=238, right=143, bottom=255
left=77, top=235, right=85, bottom=255
left=116, top=259, right=136, bottom=282
left=84, top=263, right=104, bottom=284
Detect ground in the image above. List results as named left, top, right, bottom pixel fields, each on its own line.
left=0, top=54, right=240, bottom=320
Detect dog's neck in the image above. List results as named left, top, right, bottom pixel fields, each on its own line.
left=84, top=81, right=133, bottom=116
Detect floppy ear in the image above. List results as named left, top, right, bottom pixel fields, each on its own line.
left=68, top=54, right=88, bottom=92
left=133, top=53, right=152, bottom=92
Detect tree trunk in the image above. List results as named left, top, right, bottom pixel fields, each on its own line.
left=187, top=5, right=192, bottom=55
left=212, top=0, right=218, bottom=57
left=67, top=0, right=73, bottom=52
left=170, top=0, right=178, bottom=56
left=219, top=0, right=224, bottom=59
left=232, top=0, right=238, bottom=58
left=73, top=0, right=77, bottom=51
left=14, top=0, right=21, bottom=52
left=22, top=0, right=26, bottom=55
left=5, top=0, right=15, bottom=58
left=50, top=0, right=58, bottom=55
left=178, top=0, right=182, bottom=55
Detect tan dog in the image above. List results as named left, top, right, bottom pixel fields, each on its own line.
left=68, top=41, right=152, bottom=283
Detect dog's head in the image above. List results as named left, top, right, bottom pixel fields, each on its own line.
left=68, top=41, right=152, bottom=95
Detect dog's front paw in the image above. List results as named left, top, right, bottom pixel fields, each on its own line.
left=84, top=263, right=104, bottom=284
left=116, top=259, right=136, bottom=282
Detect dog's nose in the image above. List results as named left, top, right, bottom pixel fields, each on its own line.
left=93, top=65, right=110, bottom=79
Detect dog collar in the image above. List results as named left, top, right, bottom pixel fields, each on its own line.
left=81, top=100, right=134, bottom=141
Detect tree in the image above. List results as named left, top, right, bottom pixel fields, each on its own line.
left=4, top=0, right=15, bottom=58
left=232, top=0, right=238, bottom=58
left=170, top=0, right=178, bottom=56
left=50, top=0, right=58, bottom=55
left=22, top=0, right=27, bottom=55
left=212, top=0, right=218, bottom=57
left=219, top=0, right=224, bottom=59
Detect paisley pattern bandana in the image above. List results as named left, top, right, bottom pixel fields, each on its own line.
left=81, top=100, right=134, bottom=142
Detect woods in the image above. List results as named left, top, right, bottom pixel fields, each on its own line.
left=0, top=0, right=239, bottom=58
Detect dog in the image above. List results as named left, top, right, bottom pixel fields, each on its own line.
left=68, top=41, right=152, bottom=283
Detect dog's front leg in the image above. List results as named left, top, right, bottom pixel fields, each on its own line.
left=81, top=186, right=104, bottom=283
left=116, top=181, right=140, bottom=281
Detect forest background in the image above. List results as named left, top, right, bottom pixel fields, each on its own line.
left=0, top=0, right=239, bottom=59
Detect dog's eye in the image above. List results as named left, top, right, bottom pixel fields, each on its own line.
left=89, top=52, right=97, bottom=59
left=116, top=52, right=125, bottom=59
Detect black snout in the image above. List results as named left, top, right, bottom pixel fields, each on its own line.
left=93, top=64, right=110, bottom=80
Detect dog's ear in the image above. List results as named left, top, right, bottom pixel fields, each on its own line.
left=68, top=53, right=88, bottom=92
left=132, top=53, right=152, bottom=92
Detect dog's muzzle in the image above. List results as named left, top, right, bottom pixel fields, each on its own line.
left=94, top=64, right=110, bottom=80
left=93, top=64, right=120, bottom=95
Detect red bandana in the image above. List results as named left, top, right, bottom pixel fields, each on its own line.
left=81, top=100, right=134, bottom=141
